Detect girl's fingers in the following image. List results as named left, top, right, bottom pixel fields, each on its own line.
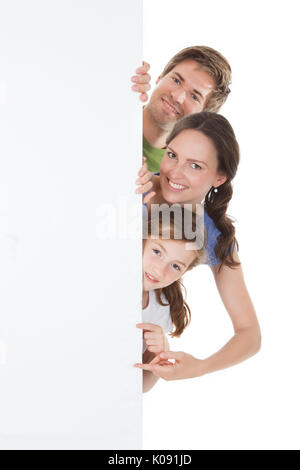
left=136, top=323, right=159, bottom=331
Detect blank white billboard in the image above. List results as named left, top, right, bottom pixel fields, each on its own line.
left=0, top=0, right=142, bottom=450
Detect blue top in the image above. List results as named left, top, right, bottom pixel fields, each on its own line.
left=142, top=172, right=221, bottom=266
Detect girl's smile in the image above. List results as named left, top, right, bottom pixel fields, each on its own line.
left=144, top=271, right=159, bottom=283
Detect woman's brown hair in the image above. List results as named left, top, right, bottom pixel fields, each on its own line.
left=144, top=206, right=205, bottom=337
left=165, top=112, right=240, bottom=271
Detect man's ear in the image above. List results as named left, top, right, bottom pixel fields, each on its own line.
left=213, top=174, right=227, bottom=188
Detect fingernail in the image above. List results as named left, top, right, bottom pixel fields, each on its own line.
left=136, top=68, right=143, bottom=73
left=131, top=76, right=138, bottom=82
left=132, top=85, right=138, bottom=91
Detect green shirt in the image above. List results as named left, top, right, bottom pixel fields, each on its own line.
left=143, top=135, right=165, bottom=173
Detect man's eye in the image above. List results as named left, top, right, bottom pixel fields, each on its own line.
left=152, top=249, right=161, bottom=256
left=167, top=151, right=176, bottom=159
left=172, top=263, right=181, bottom=271
left=191, top=163, right=201, bottom=170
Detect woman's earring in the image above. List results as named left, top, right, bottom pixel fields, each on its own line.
left=213, top=187, right=218, bottom=193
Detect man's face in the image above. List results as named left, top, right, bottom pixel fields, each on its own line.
left=146, top=59, right=216, bottom=131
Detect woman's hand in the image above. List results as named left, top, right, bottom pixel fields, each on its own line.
left=136, top=322, right=169, bottom=354
left=135, top=157, right=155, bottom=204
left=134, top=350, right=206, bottom=381
left=131, top=61, right=151, bottom=102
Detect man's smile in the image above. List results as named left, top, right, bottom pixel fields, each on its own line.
left=161, top=97, right=181, bottom=116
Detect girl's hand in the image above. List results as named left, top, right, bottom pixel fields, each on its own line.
left=131, top=61, right=151, bottom=102
left=135, top=157, right=156, bottom=204
left=136, top=322, right=169, bottom=354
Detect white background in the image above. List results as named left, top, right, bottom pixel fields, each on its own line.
left=0, top=0, right=142, bottom=450
left=143, top=0, right=300, bottom=450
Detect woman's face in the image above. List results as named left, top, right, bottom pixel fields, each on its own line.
left=142, top=238, right=196, bottom=291
left=159, top=129, right=227, bottom=205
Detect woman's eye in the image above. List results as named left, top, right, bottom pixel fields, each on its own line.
left=172, top=263, right=181, bottom=271
left=152, top=249, right=161, bottom=256
left=191, top=93, right=199, bottom=101
left=167, top=151, right=176, bottom=159
left=191, top=163, right=201, bottom=170
left=172, top=77, right=180, bottom=85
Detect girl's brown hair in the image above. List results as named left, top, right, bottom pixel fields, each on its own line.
left=144, top=206, right=205, bottom=337
left=165, top=112, right=240, bottom=271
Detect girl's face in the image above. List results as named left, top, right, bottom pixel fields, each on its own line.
left=159, top=129, right=227, bottom=205
left=142, top=238, right=196, bottom=291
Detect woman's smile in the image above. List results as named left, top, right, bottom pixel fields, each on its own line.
left=166, top=176, right=189, bottom=192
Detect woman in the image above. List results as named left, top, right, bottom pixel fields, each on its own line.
left=134, top=112, right=261, bottom=384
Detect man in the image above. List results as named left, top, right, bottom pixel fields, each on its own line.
left=131, top=46, right=232, bottom=172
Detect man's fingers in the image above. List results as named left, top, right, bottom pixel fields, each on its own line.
left=131, top=83, right=151, bottom=93
left=140, top=93, right=148, bottom=103
left=131, top=73, right=151, bottom=84
left=136, top=61, right=150, bottom=74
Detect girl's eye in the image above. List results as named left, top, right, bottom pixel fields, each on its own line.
left=167, top=151, right=176, bottom=159
left=172, top=77, right=180, bottom=85
left=172, top=263, right=181, bottom=272
left=152, top=248, right=161, bottom=256
left=191, top=163, right=201, bottom=170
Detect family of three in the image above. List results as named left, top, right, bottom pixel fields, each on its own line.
left=131, top=46, right=261, bottom=392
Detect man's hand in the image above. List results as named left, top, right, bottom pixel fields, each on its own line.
left=134, top=350, right=206, bottom=381
left=136, top=323, right=169, bottom=354
left=131, top=61, right=151, bottom=102
left=135, top=156, right=155, bottom=204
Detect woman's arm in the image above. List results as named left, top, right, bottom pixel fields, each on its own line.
left=134, top=252, right=261, bottom=380
left=202, top=251, right=261, bottom=375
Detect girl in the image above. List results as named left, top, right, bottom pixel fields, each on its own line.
left=139, top=207, right=206, bottom=392
left=135, top=112, right=261, bottom=382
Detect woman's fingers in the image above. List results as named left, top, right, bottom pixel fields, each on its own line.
left=143, top=191, right=156, bottom=205
left=136, top=171, right=152, bottom=186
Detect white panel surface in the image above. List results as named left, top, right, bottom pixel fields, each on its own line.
left=0, top=0, right=142, bottom=450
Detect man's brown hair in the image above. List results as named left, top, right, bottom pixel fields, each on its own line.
left=161, top=45, right=232, bottom=112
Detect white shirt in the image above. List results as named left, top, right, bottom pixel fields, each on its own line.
left=142, top=289, right=173, bottom=353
